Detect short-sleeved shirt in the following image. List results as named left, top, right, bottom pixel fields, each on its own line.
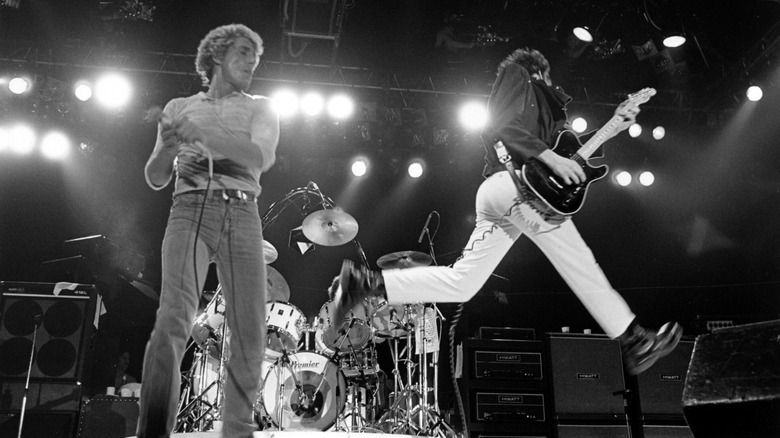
left=148, top=91, right=276, bottom=197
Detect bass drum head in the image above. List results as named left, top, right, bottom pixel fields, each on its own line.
left=260, top=351, right=346, bottom=430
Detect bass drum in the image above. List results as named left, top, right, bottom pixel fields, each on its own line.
left=258, top=351, right=346, bottom=431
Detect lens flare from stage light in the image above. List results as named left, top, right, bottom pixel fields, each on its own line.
left=327, top=94, right=354, bottom=120
left=351, top=158, right=368, bottom=177
left=41, top=131, right=72, bottom=160
left=10, top=125, right=36, bottom=155
left=271, top=89, right=298, bottom=117
left=459, top=101, right=487, bottom=131
left=407, top=160, right=424, bottom=178
left=95, top=73, right=132, bottom=109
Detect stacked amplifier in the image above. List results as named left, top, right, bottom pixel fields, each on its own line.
left=457, top=333, right=552, bottom=438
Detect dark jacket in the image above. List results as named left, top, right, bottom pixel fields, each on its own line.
left=481, top=63, right=571, bottom=177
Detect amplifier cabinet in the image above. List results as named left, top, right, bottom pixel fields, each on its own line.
left=458, top=339, right=545, bottom=383
left=473, top=390, right=546, bottom=423
left=547, top=333, right=626, bottom=418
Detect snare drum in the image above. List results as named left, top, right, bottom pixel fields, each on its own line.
left=265, top=301, right=306, bottom=358
left=258, top=351, right=346, bottom=431
left=315, top=299, right=372, bottom=353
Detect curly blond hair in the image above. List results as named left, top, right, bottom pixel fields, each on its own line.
left=195, top=23, right=264, bottom=86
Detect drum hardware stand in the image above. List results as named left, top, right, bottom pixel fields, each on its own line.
left=380, top=304, right=457, bottom=437
left=176, top=289, right=229, bottom=433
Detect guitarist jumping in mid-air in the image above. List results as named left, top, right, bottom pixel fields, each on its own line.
left=329, top=47, right=682, bottom=377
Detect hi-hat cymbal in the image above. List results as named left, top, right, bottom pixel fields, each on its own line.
left=377, top=251, right=432, bottom=269
left=302, top=208, right=358, bottom=246
left=266, top=266, right=290, bottom=302
left=263, top=239, right=278, bottom=264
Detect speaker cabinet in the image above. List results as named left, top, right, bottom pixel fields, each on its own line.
left=642, top=424, right=694, bottom=438
left=77, top=396, right=139, bottom=438
left=0, top=381, right=82, bottom=411
left=547, top=333, right=626, bottom=418
left=682, top=319, right=780, bottom=437
left=0, top=282, right=98, bottom=381
left=636, top=338, right=694, bottom=418
left=556, top=423, right=630, bottom=438
left=0, top=411, right=77, bottom=438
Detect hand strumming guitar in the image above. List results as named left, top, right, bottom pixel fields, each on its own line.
left=536, top=149, right=586, bottom=186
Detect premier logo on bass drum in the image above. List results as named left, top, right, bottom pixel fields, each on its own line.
left=292, top=360, right=321, bottom=369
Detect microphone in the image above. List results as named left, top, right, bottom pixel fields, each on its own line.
left=33, top=314, right=42, bottom=327
left=418, top=211, right=434, bottom=243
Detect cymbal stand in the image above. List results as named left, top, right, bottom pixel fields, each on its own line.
left=331, top=321, right=373, bottom=431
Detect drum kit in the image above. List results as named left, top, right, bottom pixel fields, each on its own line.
left=174, top=184, right=456, bottom=437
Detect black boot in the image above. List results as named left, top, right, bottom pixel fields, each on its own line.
left=328, top=260, right=386, bottom=336
left=618, top=320, right=683, bottom=375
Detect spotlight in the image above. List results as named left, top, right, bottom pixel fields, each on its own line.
left=74, top=81, right=93, bottom=102
left=572, top=26, right=594, bottom=43
left=271, top=89, right=298, bottom=117
left=459, top=101, right=488, bottom=131
left=9, top=76, right=31, bottom=95
left=10, top=124, right=36, bottom=155
left=351, top=158, right=368, bottom=177
left=327, top=94, right=354, bottom=120
left=40, top=131, right=71, bottom=160
left=407, top=160, right=424, bottom=178
left=662, top=34, right=686, bottom=48
left=301, top=92, right=324, bottom=116
left=628, top=123, right=642, bottom=138
left=638, top=171, right=655, bottom=186
left=95, top=73, right=132, bottom=109
left=746, top=86, right=763, bottom=102
left=652, top=126, right=665, bottom=140
left=614, top=170, right=632, bottom=187
left=571, top=117, right=588, bottom=133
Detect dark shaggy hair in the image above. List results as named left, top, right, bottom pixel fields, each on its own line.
left=195, top=23, right=264, bottom=86
left=497, top=47, right=550, bottom=76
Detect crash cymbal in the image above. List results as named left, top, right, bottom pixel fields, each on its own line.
left=377, top=250, right=432, bottom=269
left=262, top=239, right=278, bottom=264
left=266, top=266, right=290, bottom=302
left=302, top=208, right=359, bottom=246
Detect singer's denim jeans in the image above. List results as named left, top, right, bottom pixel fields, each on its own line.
left=383, top=170, right=636, bottom=338
left=137, top=192, right=267, bottom=438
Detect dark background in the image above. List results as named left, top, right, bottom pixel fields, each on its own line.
left=1, top=0, right=779, bottom=395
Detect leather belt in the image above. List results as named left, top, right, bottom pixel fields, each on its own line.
left=187, top=189, right=257, bottom=202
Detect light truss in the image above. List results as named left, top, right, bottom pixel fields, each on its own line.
left=0, top=39, right=731, bottom=114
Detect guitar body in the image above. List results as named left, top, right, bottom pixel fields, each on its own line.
left=521, top=130, right=608, bottom=216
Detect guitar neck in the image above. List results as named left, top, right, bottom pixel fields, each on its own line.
left=577, top=115, right=623, bottom=160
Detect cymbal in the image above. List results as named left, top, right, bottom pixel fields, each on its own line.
left=266, top=266, right=290, bottom=302
left=302, top=208, right=359, bottom=246
left=377, top=250, right=432, bottom=269
left=262, top=239, right=278, bottom=264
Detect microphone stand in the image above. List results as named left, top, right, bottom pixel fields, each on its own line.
left=18, top=314, right=42, bottom=438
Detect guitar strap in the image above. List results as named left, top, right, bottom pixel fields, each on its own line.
left=492, top=140, right=568, bottom=225
left=493, top=140, right=526, bottom=195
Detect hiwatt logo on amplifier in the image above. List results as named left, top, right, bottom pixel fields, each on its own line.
left=659, top=374, right=682, bottom=381
left=496, top=354, right=520, bottom=361
left=576, top=373, right=600, bottom=380
left=498, top=394, right=524, bottom=404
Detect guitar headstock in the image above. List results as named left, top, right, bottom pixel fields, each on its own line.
left=620, top=87, right=656, bottom=110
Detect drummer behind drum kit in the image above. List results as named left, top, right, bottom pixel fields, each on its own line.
left=175, top=192, right=456, bottom=437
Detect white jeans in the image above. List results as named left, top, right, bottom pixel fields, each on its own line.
left=383, top=170, right=635, bottom=338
